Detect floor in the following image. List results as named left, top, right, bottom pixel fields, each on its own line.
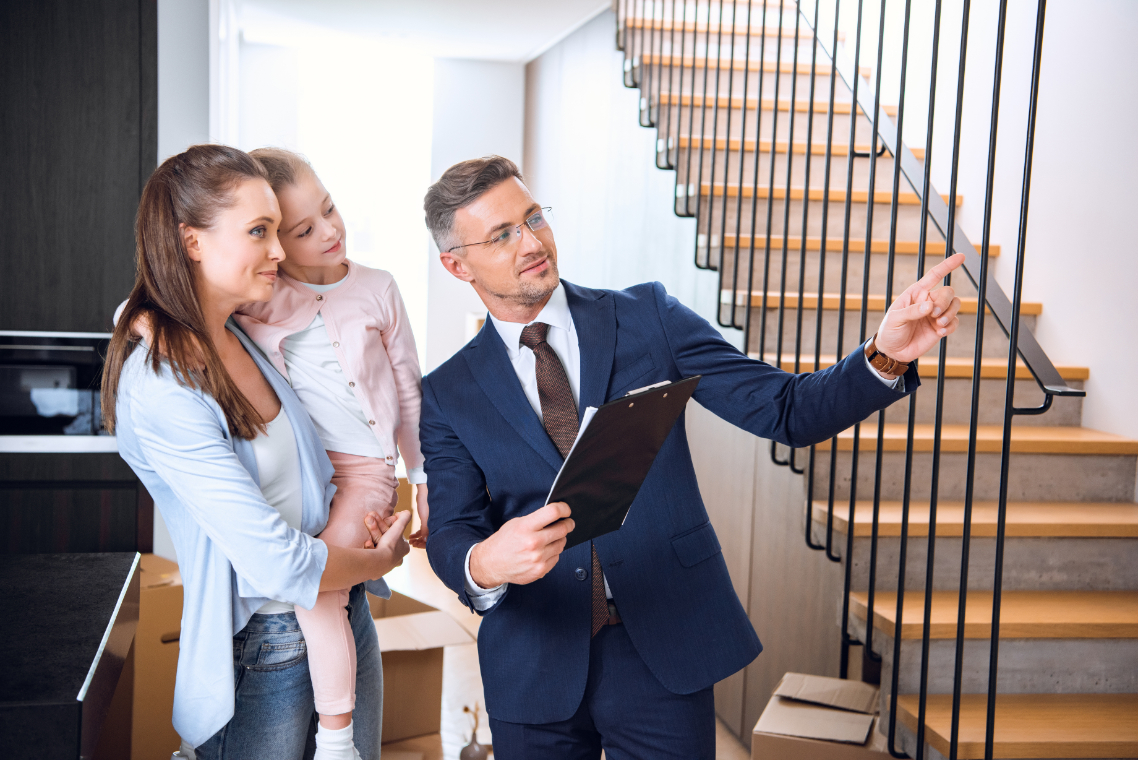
left=380, top=549, right=752, bottom=760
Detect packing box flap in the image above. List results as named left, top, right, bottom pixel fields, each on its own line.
left=374, top=610, right=472, bottom=653
left=774, top=672, right=879, bottom=715
left=756, top=695, right=876, bottom=746
left=138, top=552, right=181, bottom=589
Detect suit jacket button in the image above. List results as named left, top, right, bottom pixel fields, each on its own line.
left=575, top=567, right=587, bottom=581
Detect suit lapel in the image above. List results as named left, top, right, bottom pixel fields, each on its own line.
left=464, top=319, right=564, bottom=471
left=564, top=281, right=616, bottom=415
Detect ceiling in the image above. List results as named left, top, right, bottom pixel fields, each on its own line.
left=238, top=0, right=612, bottom=62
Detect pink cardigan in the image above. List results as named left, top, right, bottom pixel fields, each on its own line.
left=233, top=261, right=425, bottom=474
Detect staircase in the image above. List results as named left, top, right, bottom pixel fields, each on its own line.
left=615, top=1, right=1138, bottom=758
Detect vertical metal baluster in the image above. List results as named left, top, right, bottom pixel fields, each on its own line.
left=756, top=0, right=789, bottom=362
left=703, top=1, right=732, bottom=270
left=835, top=0, right=868, bottom=677
left=642, top=0, right=660, bottom=127
left=739, top=0, right=772, bottom=339
left=987, top=3, right=1047, bottom=757
left=880, top=0, right=915, bottom=748
left=723, top=0, right=755, bottom=328
left=851, top=0, right=891, bottom=684
left=914, top=0, right=949, bottom=754
left=675, top=0, right=696, bottom=217
left=625, top=0, right=641, bottom=87
left=801, top=0, right=826, bottom=551
left=690, top=0, right=718, bottom=232
left=768, top=0, right=805, bottom=470
left=657, top=0, right=681, bottom=169
left=819, top=0, right=843, bottom=564
left=949, top=0, right=1009, bottom=755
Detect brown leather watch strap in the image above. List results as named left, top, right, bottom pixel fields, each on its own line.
left=864, top=333, right=910, bottom=377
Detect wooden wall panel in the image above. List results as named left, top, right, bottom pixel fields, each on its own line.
left=0, top=0, right=156, bottom=332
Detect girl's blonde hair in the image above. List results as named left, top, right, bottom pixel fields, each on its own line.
left=249, top=147, right=315, bottom=194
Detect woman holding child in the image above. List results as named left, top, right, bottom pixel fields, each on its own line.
left=104, top=144, right=428, bottom=759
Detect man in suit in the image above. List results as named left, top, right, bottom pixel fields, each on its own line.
left=419, top=156, right=962, bottom=758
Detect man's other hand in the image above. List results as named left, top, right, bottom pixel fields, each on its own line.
left=469, top=502, right=575, bottom=588
left=875, top=252, right=966, bottom=365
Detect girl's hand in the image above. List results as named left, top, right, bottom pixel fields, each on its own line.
left=362, top=511, right=400, bottom=549
left=408, top=484, right=429, bottom=549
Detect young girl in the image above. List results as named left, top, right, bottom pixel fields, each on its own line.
left=236, top=148, right=429, bottom=760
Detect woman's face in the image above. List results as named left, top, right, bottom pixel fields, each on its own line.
left=183, top=178, right=284, bottom=311
left=275, top=172, right=347, bottom=275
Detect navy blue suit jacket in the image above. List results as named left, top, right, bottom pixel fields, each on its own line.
left=421, top=281, right=917, bottom=724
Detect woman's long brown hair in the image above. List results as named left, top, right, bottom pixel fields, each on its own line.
left=101, top=144, right=271, bottom=440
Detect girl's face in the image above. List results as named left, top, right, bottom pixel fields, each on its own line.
left=275, top=172, right=348, bottom=278
left=183, top=178, right=284, bottom=312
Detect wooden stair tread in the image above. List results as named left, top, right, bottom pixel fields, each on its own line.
left=625, top=19, right=842, bottom=40
left=679, top=134, right=927, bottom=160
left=850, top=589, right=1138, bottom=639
left=642, top=53, right=872, bottom=78
left=896, top=693, right=1138, bottom=759
left=811, top=500, right=1138, bottom=537
left=813, top=423, right=1138, bottom=455
left=719, top=234, right=996, bottom=256
left=661, top=92, right=899, bottom=116
left=751, top=353, right=1085, bottom=380
left=721, top=291, right=1041, bottom=315
left=700, top=182, right=960, bottom=205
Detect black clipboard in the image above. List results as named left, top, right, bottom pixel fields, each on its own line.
left=547, top=376, right=701, bottom=549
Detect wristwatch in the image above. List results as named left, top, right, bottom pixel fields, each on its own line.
left=864, top=333, right=910, bottom=377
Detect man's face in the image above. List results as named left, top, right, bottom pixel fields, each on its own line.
left=441, top=178, right=559, bottom=313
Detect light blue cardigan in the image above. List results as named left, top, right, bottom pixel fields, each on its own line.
left=114, top=321, right=388, bottom=748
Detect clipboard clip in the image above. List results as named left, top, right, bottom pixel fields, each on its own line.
left=625, top=380, right=671, bottom=397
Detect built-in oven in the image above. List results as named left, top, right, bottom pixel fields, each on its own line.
left=0, top=331, right=112, bottom=436
left=0, top=330, right=150, bottom=555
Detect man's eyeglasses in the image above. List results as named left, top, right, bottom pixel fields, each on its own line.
left=446, top=207, right=552, bottom=253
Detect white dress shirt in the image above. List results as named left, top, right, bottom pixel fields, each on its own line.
left=462, top=282, right=900, bottom=610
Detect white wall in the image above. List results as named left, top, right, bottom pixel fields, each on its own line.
left=153, top=0, right=213, bottom=561
left=426, top=59, right=527, bottom=372
left=523, top=11, right=723, bottom=335
left=158, top=0, right=210, bottom=160
left=833, top=0, right=1138, bottom=445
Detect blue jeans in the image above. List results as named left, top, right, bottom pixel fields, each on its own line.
left=194, top=584, right=382, bottom=760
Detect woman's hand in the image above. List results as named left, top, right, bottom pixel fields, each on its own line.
left=408, top=484, right=429, bottom=549
left=320, top=511, right=411, bottom=591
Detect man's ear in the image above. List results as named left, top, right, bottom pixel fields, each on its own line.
left=181, top=223, right=203, bottom=263
left=439, top=250, right=475, bottom=283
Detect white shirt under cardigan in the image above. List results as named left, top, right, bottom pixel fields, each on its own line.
left=463, top=282, right=900, bottom=609
left=282, top=279, right=425, bottom=483
left=251, top=408, right=305, bottom=615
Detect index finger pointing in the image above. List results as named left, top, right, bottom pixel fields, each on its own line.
left=916, top=252, right=966, bottom=290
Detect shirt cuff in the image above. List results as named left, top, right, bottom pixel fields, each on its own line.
left=864, top=341, right=903, bottom=391
left=464, top=544, right=507, bottom=610
left=406, top=466, right=427, bottom=485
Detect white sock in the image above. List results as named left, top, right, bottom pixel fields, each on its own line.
left=313, top=720, right=362, bottom=760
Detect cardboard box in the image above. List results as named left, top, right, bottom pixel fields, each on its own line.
left=752, top=673, right=887, bottom=760
left=133, top=553, right=183, bottom=760
left=369, top=591, right=474, bottom=743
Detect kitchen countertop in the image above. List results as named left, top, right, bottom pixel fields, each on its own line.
left=0, top=436, right=118, bottom=453
left=0, top=552, right=140, bottom=758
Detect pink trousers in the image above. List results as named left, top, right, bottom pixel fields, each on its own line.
left=293, top=451, right=398, bottom=715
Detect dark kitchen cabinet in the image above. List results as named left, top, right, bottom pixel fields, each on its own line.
left=0, top=0, right=157, bottom=332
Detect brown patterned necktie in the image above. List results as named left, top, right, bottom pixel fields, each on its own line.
left=519, top=322, right=609, bottom=637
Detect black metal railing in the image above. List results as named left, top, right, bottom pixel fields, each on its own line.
left=614, top=1, right=1081, bottom=758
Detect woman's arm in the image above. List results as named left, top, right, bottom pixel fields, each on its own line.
left=320, top=511, right=411, bottom=591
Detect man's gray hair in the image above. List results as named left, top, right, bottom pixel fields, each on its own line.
left=424, top=155, right=524, bottom=253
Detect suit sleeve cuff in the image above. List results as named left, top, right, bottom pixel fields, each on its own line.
left=464, top=544, right=507, bottom=610
left=863, top=340, right=905, bottom=392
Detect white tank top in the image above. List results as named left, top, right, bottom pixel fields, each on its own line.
left=251, top=407, right=304, bottom=614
